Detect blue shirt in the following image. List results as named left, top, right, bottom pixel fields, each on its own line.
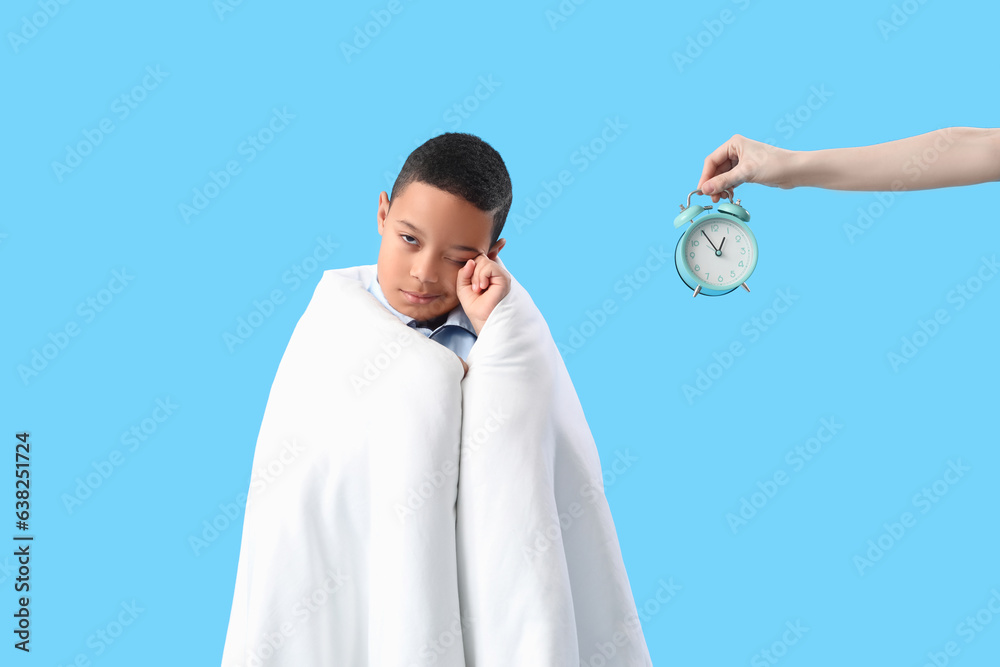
left=366, top=269, right=478, bottom=361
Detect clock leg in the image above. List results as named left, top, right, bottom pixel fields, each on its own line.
left=741, top=282, right=750, bottom=292
left=692, top=285, right=701, bottom=298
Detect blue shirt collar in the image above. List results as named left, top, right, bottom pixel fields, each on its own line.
left=367, top=269, right=476, bottom=336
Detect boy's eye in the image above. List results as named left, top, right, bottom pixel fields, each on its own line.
left=399, top=234, right=474, bottom=266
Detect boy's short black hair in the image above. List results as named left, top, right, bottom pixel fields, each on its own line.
left=389, top=132, right=512, bottom=248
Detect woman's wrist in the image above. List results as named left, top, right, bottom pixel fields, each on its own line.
left=774, top=147, right=808, bottom=190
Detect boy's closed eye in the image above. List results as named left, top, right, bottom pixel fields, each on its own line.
left=400, top=234, right=477, bottom=266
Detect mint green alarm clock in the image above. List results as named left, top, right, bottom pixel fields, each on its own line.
left=673, top=189, right=758, bottom=297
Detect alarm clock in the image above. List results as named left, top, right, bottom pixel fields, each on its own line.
left=673, top=189, right=758, bottom=297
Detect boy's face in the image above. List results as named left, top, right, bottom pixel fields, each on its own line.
left=376, top=180, right=505, bottom=321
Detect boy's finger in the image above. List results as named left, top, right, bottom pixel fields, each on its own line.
left=457, top=259, right=474, bottom=287
left=481, top=261, right=496, bottom=290
left=468, top=260, right=483, bottom=292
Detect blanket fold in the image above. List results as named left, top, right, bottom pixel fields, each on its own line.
left=221, top=259, right=651, bottom=667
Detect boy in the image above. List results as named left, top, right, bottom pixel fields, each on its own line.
left=368, top=132, right=514, bottom=375
left=223, top=131, right=653, bottom=665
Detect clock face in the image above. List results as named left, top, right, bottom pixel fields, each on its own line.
left=683, top=217, right=755, bottom=289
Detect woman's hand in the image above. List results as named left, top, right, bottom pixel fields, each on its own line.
left=698, top=134, right=798, bottom=202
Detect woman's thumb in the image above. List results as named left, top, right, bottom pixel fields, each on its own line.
left=704, top=165, right=748, bottom=196
left=701, top=175, right=731, bottom=196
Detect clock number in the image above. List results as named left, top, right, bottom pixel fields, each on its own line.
left=738, top=260, right=744, bottom=267
left=694, top=264, right=700, bottom=271
left=735, top=235, right=742, bottom=242
left=726, top=227, right=730, bottom=234
left=711, top=224, right=719, bottom=231
left=730, top=270, right=735, bottom=278
left=705, top=272, right=710, bottom=279
left=717, top=275, right=723, bottom=282
left=692, top=240, right=700, bottom=246
left=689, top=252, right=695, bottom=259
left=741, top=247, right=746, bottom=255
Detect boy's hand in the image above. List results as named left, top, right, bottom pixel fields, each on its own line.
left=456, top=254, right=510, bottom=336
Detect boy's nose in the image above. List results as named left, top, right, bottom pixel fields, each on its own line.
left=410, top=257, right=439, bottom=284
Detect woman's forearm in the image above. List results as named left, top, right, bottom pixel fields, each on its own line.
left=787, top=127, right=1000, bottom=191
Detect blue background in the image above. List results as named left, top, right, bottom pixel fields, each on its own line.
left=3, top=0, right=998, bottom=665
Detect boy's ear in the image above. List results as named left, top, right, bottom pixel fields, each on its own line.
left=377, top=191, right=390, bottom=234
left=487, top=237, right=505, bottom=260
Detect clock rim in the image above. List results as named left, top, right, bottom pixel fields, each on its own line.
left=675, top=213, right=758, bottom=290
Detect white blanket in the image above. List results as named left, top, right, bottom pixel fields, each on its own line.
left=221, top=259, right=652, bottom=667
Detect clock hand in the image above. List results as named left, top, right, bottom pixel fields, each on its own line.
left=718, top=237, right=725, bottom=253
left=701, top=230, right=719, bottom=252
